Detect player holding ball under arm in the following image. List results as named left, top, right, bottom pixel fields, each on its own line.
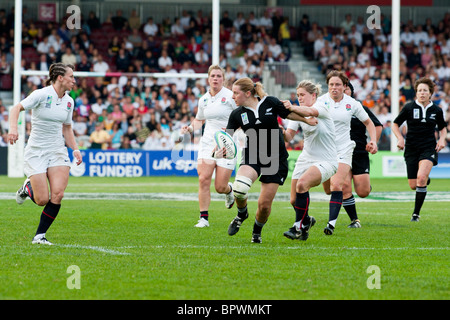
left=180, top=65, right=237, bottom=228
left=224, top=77, right=317, bottom=243
left=7, top=63, right=83, bottom=245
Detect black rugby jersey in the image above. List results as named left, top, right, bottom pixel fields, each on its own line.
left=226, top=96, right=291, bottom=165
left=393, top=101, right=446, bottom=149
left=350, top=105, right=382, bottom=154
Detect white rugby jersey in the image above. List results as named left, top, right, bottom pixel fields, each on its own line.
left=287, top=101, right=337, bottom=163
left=317, top=92, right=369, bottom=152
left=20, top=85, right=74, bottom=150
left=196, top=87, right=237, bottom=145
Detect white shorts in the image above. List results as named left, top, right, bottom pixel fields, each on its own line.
left=23, top=145, right=70, bottom=177
left=197, top=139, right=236, bottom=170
left=292, top=159, right=338, bottom=183
left=337, top=141, right=356, bottom=167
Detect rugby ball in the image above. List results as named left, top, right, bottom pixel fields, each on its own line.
left=214, top=130, right=237, bottom=160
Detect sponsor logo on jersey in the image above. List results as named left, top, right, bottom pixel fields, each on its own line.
left=241, top=112, right=249, bottom=125
left=45, top=95, right=52, bottom=108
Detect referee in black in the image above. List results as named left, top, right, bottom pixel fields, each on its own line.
left=392, top=77, right=447, bottom=222
left=342, top=83, right=383, bottom=227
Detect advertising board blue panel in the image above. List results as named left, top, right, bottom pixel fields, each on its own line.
left=68, top=149, right=199, bottom=177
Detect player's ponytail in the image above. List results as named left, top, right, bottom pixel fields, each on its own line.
left=234, top=77, right=268, bottom=98
left=45, top=63, right=75, bottom=86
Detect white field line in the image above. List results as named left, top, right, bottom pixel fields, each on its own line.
left=57, top=244, right=131, bottom=255
left=1, top=192, right=450, bottom=202
left=120, top=244, right=449, bottom=251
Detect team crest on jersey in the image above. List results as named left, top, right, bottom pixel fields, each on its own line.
left=67, top=102, right=72, bottom=110
left=221, top=97, right=226, bottom=103
left=346, top=104, right=351, bottom=111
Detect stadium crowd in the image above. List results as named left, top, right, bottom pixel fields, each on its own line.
left=0, top=6, right=449, bottom=152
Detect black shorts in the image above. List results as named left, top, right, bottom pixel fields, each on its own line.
left=352, top=152, right=370, bottom=175
left=404, top=145, right=438, bottom=179
left=242, top=157, right=289, bottom=185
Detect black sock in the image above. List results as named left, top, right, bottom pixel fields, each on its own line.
left=328, top=191, right=343, bottom=227
left=35, top=202, right=61, bottom=236
left=200, top=211, right=209, bottom=221
left=252, top=219, right=265, bottom=234
left=343, top=195, right=358, bottom=220
left=25, top=180, right=36, bottom=204
left=237, top=205, right=248, bottom=220
left=294, top=191, right=310, bottom=225
left=413, top=186, right=427, bottom=216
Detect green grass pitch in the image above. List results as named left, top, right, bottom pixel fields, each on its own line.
left=0, top=176, right=448, bottom=300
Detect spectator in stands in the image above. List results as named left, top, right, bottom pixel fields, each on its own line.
left=73, top=114, right=88, bottom=138
left=279, top=17, right=291, bottom=57
left=340, top=14, right=355, bottom=33
left=116, top=48, right=131, bottom=72
left=171, top=18, right=185, bottom=37
left=195, top=47, right=209, bottom=65
left=87, top=11, right=101, bottom=30
left=89, top=121, right=110, bottom=149
left=143, top=17, right=158, bottom=37
left=407, top=45, right=422, bottom=69
left=128, top=9, right=141, bottom=30
left=93, top=55, right=110, bottom=73
left=108, top=35, right=120, bottom=57
left=268, top=37, right=282, bottom=59
left=61, top=47, right=77, bottom=66
left=111, top=9, right=128, bottom=31
left=259, top=10, right=273, bottom=32
left=348, top=25, right=363, bottom=48
left=36, top=36, right=51, bottom=55
left=158, top=49, right=173, bottom=70
left=400, top=25, right=415, bottom=48
left=220, top=11, right=233, bottom=30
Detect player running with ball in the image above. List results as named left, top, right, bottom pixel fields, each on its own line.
left=224, top=77, right=317, bottom=243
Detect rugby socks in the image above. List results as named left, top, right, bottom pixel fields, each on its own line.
left=237, top=205, right=248, bottom=220
left=35, top=201, right=61, bottom=236
left=328, top=191, right=343, bottom=227
left=343, top=195, right=358, bottom=221
left=294, top=191, right=311, bottom=229
left=253, top=218, right=265, bottom=234
left=25, top=180, right=36, bottom=204
left=200, top=211, right=209, bottom=221
left=413, top=186, right=427, bottom=216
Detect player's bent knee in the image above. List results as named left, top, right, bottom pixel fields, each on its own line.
left=233, top=175, right=253, bottom=200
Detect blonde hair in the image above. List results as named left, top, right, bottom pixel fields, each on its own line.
left=207, top=64, right=225, bottom=78
left=296, top=80, right=322, bottom=97
left=45, top=63, right=75, bottom=86
left=233, top=77, right=268, bottom=98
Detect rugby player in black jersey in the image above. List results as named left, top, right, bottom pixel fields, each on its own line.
left=392, top=77, right=447, bottom=222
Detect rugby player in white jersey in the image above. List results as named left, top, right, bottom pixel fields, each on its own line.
left=181, top=65, right=237, bottom=228
left=317, top=70, right=378, bottom=235
left=282, top=80, right=338, bottom=241
left=7, top=63, right=83, bottom=245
